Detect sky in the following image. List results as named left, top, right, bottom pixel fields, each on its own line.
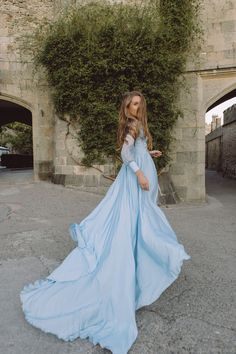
left=205, top=97, right=236, bottom=124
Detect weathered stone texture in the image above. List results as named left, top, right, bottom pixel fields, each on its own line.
left=1, top=0, right=236, bottom=200
left=186, top=0, right=236, bottom=71
left=0, top=0, right=55, bottom=180
left=206, top=137, right=222, bottom=170
left=170, top=0, right=236, bottom=201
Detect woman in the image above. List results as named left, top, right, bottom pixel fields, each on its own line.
left=20, top=91, right=191, bottom=354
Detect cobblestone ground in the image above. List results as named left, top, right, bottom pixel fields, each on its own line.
left=0, top=168, right=235, bottom=354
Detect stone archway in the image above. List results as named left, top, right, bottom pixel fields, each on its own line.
left=205, top=85, right=236, bottom=180
left=0, top=94, right=33, bottom=172
left=204, top=82, right=236, bottom=114
left=167, top=69, right=236, bottom=203
left=0, top=93, right=54, bottom=182
left=0, top=100, right=32, bottom=126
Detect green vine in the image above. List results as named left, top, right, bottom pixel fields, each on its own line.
left=22, top=0, right=202, bottom=173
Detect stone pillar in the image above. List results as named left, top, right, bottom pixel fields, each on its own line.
left=33, top=86, right=54, bottom=181
left=168, top=73, right=206, bottom=202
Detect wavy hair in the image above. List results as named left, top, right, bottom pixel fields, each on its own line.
left=116, top=91, right=153, bottom=151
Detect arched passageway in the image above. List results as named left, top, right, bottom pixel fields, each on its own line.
left=205, top=88, right=236, bottom=192
left=0, top=98, right=34, bottom=181
left=0, top=100, right=32, bottom=127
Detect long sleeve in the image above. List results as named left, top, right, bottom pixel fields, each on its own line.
left=121, top=133, right=140, bottom=173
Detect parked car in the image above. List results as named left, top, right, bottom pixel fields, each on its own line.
left=0, top=146, right=10, bottom=165
left=0, top=146, right=10, bottom=156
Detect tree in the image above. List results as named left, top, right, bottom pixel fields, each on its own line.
left=0, top=122, right=33, bottom=155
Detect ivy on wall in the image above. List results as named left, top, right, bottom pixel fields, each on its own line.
left=23, top=0, right=202, bottom=173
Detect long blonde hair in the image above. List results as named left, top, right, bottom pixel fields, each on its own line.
left=116, top=91, right=153, bottom=151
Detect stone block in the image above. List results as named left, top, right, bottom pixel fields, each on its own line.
left=100, top=174, right=114, bottom=187
left=61, top=165, right=74, bottom=175
left=73, top=165, right=87, bottom=174
left=186, top=180, right=206, bottom=202
left=171, top=128, right=182, bottom=140
left=40, top=126, right=54, bottom=138
left=55, top=156, right=67, bottom=166
left=36, top=160, right=53, bottom=173
left=103, top=164, right=116, bottom=175
left=187, top=173, right=205, bottom=188
left=54, top=165, right=63, bottom=174
left=35, top=160, right=53, bottom=180
left=86, top=167, right=102, bottom=176
left=223, top=49, right=236, bottom=59
left=207, top=45, right=215, bottom=52
left=171, top=174, right=187, bottom=188
left=174, top=186, right=188, bottom=202
left=65, top=174, right=84, bottom=187
left=55, top=140, right=66, bottom=150
left=197, top=163, right=205, bottom=176
left=169, top=163, right=185, bottom=175
left=84, top=175, right=99, bottom=187
left=176, top=151, right=198, bottom=164
left=65, top=138, right=79, bottom=151
left=220, top=20, right=235, bottom=32
left=66, top=156, right=78, bottom=166
left=168, top=152, right=177, bottom=163
left=197, top=151, right=206, bottom=163
left=52, top=174, right=66, bottom=185
left=176, top=139, right=199, bottom=152
left=182, top=127, right=199, bottom=139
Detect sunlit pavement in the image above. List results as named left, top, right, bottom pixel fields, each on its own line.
left=0, top=169, right=235, bottom=354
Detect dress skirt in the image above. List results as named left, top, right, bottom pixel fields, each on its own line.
left=20, top=137, right=191, bottom=354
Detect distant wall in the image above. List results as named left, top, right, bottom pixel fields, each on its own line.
left=222, top=105, right=236, bottom=178
left=205, top=104, right=236, bottom=178
left=205, top=127, right=222, bottom=170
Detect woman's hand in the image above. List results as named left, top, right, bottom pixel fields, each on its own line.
left=135, top=170, right=149, bottom=191
left=149, top=150, right=162, bottom=158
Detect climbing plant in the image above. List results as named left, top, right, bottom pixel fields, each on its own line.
left=22, top=0, right=202, bottom=172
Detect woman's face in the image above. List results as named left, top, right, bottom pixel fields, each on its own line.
left=127, top=95, right=141, bottom=118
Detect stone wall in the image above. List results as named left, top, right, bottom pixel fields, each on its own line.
left=186, top=0, right=236, bottom=72
left=54, top=0, right=236, bottom=201
left=205, top=127, right=222, bottom=170
left=222, top=105, right=236, bottom=178
left=52, top=117, right=115, bottom=193
left=168, top=0, right=236, bottom=201
left=1, top=0, right=236, bottom=201
left=0, top=0, right=55, bottom=180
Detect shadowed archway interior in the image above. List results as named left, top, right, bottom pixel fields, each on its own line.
left=0, top=99, right=32, bottom=127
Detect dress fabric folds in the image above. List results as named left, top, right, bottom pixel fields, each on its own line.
left=20, top=127, right=191, bottom=354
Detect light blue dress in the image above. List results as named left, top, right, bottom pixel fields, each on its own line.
left=20, top=126, right=191, bottom=354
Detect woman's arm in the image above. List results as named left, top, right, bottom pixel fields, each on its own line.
left=121, top=133, right=140, bottom=173
left=121, top=133, right=149, bottom=190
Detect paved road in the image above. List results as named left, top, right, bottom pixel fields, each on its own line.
left=0, top=168, right=235, bottom=354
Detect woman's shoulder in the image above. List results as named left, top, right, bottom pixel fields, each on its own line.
left=125, top=116, right=142, bottom=130
left=125, top=118, right=140, bottom=139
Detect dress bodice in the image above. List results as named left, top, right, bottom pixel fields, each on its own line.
left=135, top=127, right=148, bottom=150
left=120, top=125, right=148, bottom=173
